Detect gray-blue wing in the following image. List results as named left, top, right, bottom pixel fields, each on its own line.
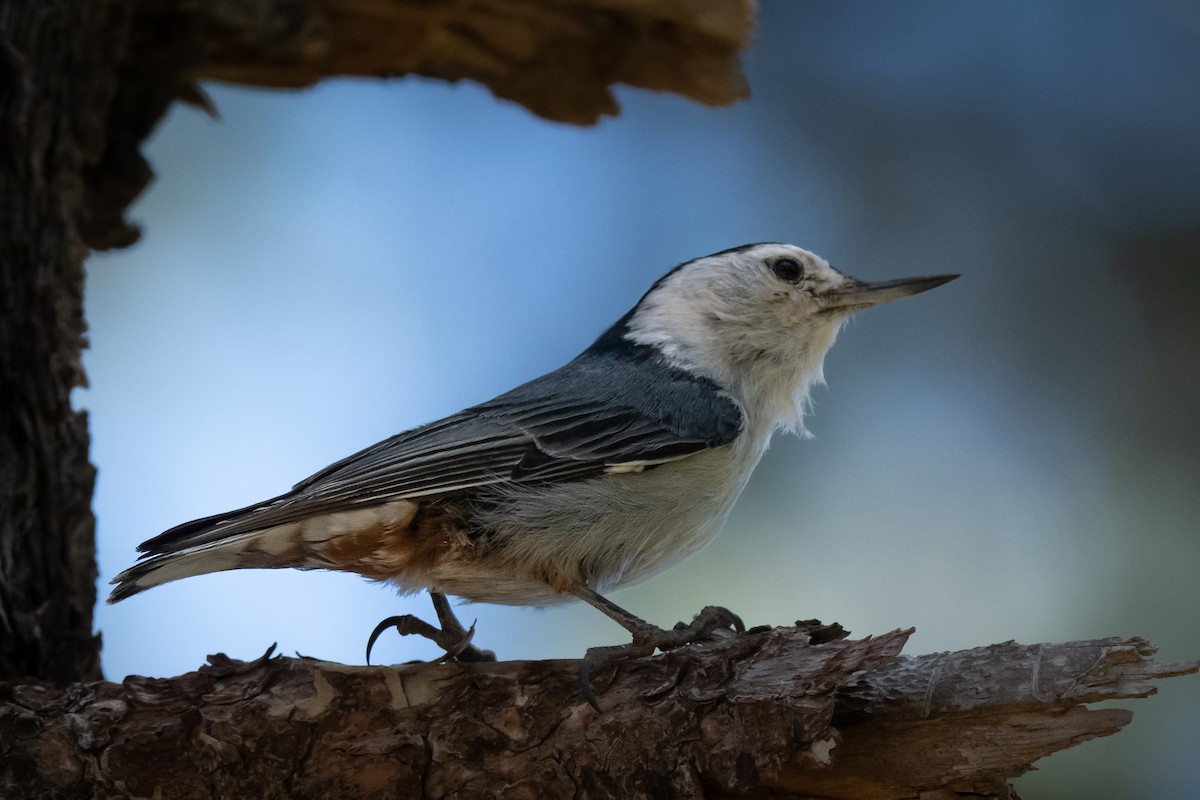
left=137, top=355, right=742, bottom=551
left=292, top=353, right=743, bottom=503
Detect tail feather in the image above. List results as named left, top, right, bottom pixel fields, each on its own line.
left=135, top=490, right=297, bottom=554
left=108, top=500, right=422, bottom=603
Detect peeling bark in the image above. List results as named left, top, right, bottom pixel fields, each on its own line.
left=185, top=0, right=755, bottom=124
left=1, top=626, right=1194, bottom=799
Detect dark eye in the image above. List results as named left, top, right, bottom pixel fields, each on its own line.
left=771, top=258, right=802, bottom=283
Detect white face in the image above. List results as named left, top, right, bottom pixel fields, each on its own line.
left=625, top=243, right=856, bottom=432
left=687, top=242, right=857, bottom=314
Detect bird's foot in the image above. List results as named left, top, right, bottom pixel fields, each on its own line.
left=364, top=614, right=494, bottom=665
left=365, top=593, right=496, bottom=665
left=579, top=605, right=745, bottom=711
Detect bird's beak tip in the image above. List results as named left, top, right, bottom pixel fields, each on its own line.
left=822, top=272, right=959, bottom=311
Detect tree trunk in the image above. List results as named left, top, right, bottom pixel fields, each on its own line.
left=0, top=0, right=122, bottom=685
left=1, top=625, right=1194, bottom=798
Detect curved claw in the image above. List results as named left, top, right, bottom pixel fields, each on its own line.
left=579, top=656, right=600, bottom=712
left=364, top=612, right=496, bottom=666
left=435, top=619, right=478, bottom=662
left=365, top=614, right=439, bottom=665
left=696, top=605, right=745, bottom=635
left=365, top=615, right=400, bottom=666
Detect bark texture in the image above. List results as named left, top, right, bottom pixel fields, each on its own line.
left=187, top=0, right=755, bottom=124
left=0, top=0, right=119, bottom=685
left=0, top=0, right=204, bottom=684
left=1, top=625, right=1194, bottom=799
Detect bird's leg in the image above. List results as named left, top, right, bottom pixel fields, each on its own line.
left=430, top=592, right=496, bottom=662
left=365, top=592, right=496, bottom=665
left=571, top=585, right=744, bottom=710
left=573, top=585, right=745, bottom=647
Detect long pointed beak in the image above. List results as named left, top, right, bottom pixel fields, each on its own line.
left=819, top=273, right=959, bottom=313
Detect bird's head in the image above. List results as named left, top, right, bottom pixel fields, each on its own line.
left=620, top=243, right=958, bottom=433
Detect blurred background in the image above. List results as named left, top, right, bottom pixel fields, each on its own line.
left=83, top=1, right=1198, bottom=796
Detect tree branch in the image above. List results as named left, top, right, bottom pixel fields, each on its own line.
left=170, top=0, right=754, bottom=125
left=2, top=625, right=1194, bottom=798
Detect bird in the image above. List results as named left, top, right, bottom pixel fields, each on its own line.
left=109, top=243, right=956, bottom=699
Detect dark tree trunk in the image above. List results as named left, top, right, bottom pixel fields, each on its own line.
left=0, top=0, right=120, bottom=685
left=1, top=0, right=190, bottom=684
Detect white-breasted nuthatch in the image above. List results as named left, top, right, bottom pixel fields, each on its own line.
left=110, top=244, right=956, bottom=691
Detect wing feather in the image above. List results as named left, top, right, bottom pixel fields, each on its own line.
left=138, top=351, right=743, bottom=554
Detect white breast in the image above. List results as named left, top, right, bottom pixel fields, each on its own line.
left=425, top=423, right=772, bottom=605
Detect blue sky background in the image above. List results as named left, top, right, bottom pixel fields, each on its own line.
left=83, top=2, right=1199, bottom=796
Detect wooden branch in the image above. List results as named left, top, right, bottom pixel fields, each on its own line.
left=68, top=0, right=755, bottom=251
left=2, top=624, right=1194, bottom=798
left=772, top=636, right=1198, bottom=798
left=167, top=0, right=754, bottom=125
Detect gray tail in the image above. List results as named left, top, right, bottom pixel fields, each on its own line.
left=107, top=494, right=420, bottom=603
left=107, top=494, right=297, bottom=603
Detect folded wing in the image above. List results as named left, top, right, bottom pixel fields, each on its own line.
left=133, top=352, right=744, bottom=557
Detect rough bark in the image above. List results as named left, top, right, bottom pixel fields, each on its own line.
left=186, top=0, right=755, bottom=124
left=1, top=625, right=1195, bottom=799
left=0, top=0, right=123, bottom=685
